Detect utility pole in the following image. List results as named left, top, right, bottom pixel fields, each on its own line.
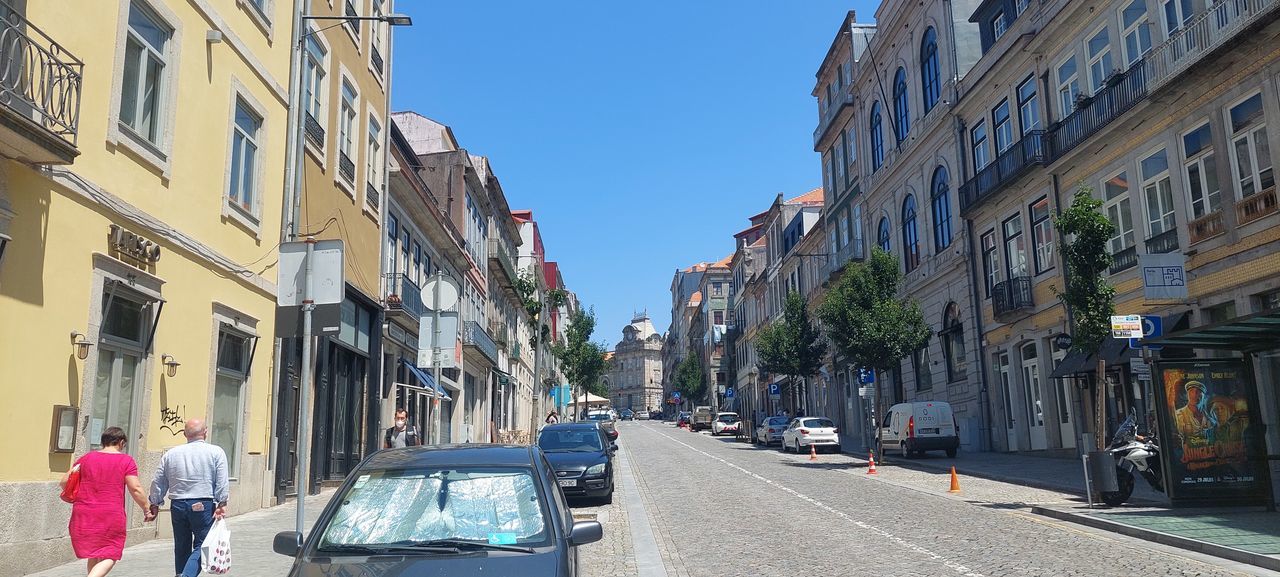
left=429, top=269, right=444, bottom=445
left=294, top=237, right=315, bottom=534
left=531, top=290, right=544, bottom=432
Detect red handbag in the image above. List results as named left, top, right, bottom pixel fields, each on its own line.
left=60, top=464, right=81, bottom=503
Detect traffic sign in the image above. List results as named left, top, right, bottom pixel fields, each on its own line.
left=767, top=383, right=781, bottom=399
left=1128, top=315, right=1164, bottom=350
left=858, top=369, right=875, bottom=384
left=725, top=387, right=735, bottom=399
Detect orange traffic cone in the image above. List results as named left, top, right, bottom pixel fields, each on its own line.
left=948, top=466, right=961, bottom=493
left=866, top=451, right=878, bottom=475
left=809, top=444, right=818, bottom=461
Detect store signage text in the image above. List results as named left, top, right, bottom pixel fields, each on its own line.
left=109, top=224, right=161, bottom=263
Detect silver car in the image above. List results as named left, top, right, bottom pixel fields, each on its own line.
left=754, top=416, right=790, bottom=446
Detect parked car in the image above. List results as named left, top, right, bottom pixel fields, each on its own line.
left=676, top=411, right=691, bottom=427
left=537, top=423, right=617, bottom=504
left=583, top=410, right=619, bottom=441
left=691, top=406, right=714, bottom=431
left=619, top=409, right=635, bottom=421
left=271, top=445, right=604, bottom=577
left=711, top=412, right=741, bottom=436
left=635, top=410, right=650, bottom=420
left=650, top=410, right=664, bottom=421
left=782, top=417, right=840, bottom=454
left=754, top=416, right=790, bottom=446
left=881, top=401, right=959, bottom=458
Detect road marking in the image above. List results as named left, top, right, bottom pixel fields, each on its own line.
left=649, top=424, right=985, bottom=577
left=617, top=438, right=670, bottom=577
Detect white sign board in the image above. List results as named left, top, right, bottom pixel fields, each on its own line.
left=422, top=275, right=461, bottom=311
left=1140, top=252, right=1188, bottom=300
left=418, top=311, right=459, bottom=369
left=277, top=240, right=345, bottom=306
left=1129, top=357, right=1152, bottom=381
left=1111, top=314, right=1144, bottom=338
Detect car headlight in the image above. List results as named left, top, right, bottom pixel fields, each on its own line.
left=586, top=463, right=607, bottom=475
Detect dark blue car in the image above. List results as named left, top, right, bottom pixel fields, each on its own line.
left=537, top=423, right=617, bottom=504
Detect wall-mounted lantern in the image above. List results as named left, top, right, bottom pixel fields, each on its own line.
left=161, top=354, right=181, bottom=378
left=71, top=331, right=93, bottom=360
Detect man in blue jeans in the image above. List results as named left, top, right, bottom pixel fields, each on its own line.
left=149, top=418, right=230, bottom=577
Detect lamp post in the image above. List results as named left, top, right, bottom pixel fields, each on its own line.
left=748, top=366, right=759, bottom=442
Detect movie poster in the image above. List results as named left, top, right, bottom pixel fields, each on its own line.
left=1153, top=359, right=1268, bottom=504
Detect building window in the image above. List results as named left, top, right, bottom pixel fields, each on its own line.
left=1203, top=301, right=1237, bottom=324
left=992, top=10, right=1008, bottom=41
left=871, top=102, right=884, bottom=170
left=385, top=213, right=399, bottom=277
left=1086, top=26, right=1115, bottom=95
left=714, top=310, right=724, bottom=325
left=213, top=329, right=251, bottom=476
left=120, top=2, right=172, bottom=145
left=852, top=204, right=865, bottom=252
left=1181, top=122, right=1221, bottom=219
left=1253, top=289, right=1280, bottom=312
left=712, top=282, right=723, bottom=296
left=370, top=0, right=386, bottom=74
left=823, top=151, right=833, bottom=194
left=338, top=80, right=358, bottom=183
left=845, top=126, right=858, bottom=182
left=931, top=167, right=952, bottom=250
left=1120, top=0, right=1153, bottom=66
left=1030, top=197, right=1053, bottom=274
left=941, top=303, right=967, bottom=382
left=971, top=120, right=989, bottom=170
left=1017, top=76, right=1040, bottom=135
left=367, top=116, right=382, bottom=206
left=893, top=67, right=910, bottom=142
left=1141, top=148, right=1176, bottom=237
left=227, top=98, right=262, bottom=216
left=92, top=292, right=148, bottom=448
left=913, top=345, right=932, bottom=391
left=993, top=99, right=1013, bottom=154
left=412, top=241, right=423, bottom=285
left=1016, top=0, right=1030, bottom=16
left=1103, top=172, right=1136, bottom=254
left=878, top=217, right=891, bottom=253
left=834, top=141, right=845, bottom=189
left=343, top=0, right=361, bottom=38
left=302, top=32, right=327, bottom=148
left=839, top=213, right=850, bottom=247
left=1056, top=55, right=1080, bottom=117
left=921, top=27, right=940, bottom=112
left=981, top=230, right=998, bottom=297
left=1161, top=0, right=1193, bottom=40
left=1227, top=93, right=1274, bottom=199
left=1003, top=214, right=1027, bottom=279
left=902, top=195, right=920, bottom=272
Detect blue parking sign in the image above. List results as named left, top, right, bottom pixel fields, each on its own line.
left=725, top=387, right=735, bottom=399
left=1128, top=314, right=1164, bottom=350
left=768, top=383, right=781, bottom=399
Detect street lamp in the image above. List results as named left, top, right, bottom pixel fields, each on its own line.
left=302, top=13, right=413, bottom=26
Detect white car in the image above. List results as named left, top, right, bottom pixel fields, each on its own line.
left=754, top=416, right=790, bottom=446
left=711, top=412, right=741, bottom=436
left=782, top=417, right=840, bottom=454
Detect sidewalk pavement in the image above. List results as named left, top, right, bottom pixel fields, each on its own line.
left=28, top=491, right=335, bottom=577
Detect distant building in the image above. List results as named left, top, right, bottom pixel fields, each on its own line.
left=607, top=313, right=665, bottom=412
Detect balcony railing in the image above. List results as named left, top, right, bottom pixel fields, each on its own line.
left=338, top=151, right=355, bottom=183
left=383, top=273, right=423, bottom=319
left=824, top=236, right=865, bottom=279
left=371, top=45, right=384, bottom=75
left=1147, top=0, right=1280, bottom=91
left=366, top=182, right=380, bottom=210
left=1109, top=246, right=1138, bottom=274
left=813, top=87, right=854, bottom=148
left=0, top=7, right=83, bottom=161
left=1188, top=211, right=1225, bottom=244
left=1145, top=228, right=1180, bottom=254
left=464, top=320, right=500, bottom=365
left=992, top=276, right=1034, bottom=319
left=509, top=341, right=522, bottom=360
left=959, top=131, right=1049, bottom=214
left=304, top=112, right=324, bottom=148
left=1235, top=187, right=1278, bottom=225
left=487, top=237, right=517, bottom=285
left=1049, top=64, right=1149, bottom=160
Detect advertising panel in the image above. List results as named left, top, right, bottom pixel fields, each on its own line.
left=1153, top=359, right=1269, bottom=504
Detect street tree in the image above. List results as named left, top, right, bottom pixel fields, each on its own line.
left=1054, top=185, right=1117, bottom=450
left=552, top=307, right=610, bottom=410
left=755, top=291, right=827, bottom=413
left=817, top=248, right=930, bottom=451
left=672, top=352, right=706, bottom=406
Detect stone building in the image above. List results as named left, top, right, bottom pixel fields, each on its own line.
left=607, top=313, right=665, bottom=413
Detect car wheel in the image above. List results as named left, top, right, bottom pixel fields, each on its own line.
left=946, top=447, right=958, bottom=458
left=900, top=441, right=911, bottom=458
left=600, top=490, right=614, bottom=506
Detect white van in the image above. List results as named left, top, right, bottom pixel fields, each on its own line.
left=880, top=401, right=959, bottom=458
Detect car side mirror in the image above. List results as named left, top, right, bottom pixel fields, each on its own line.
left=568, top=520, right=603, bottom=546
left=609, top=443, right=618, bottom=453
left=273, top=530, right=303, bottom=557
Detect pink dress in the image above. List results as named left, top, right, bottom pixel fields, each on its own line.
left=68, top=451, right=138, bottom=560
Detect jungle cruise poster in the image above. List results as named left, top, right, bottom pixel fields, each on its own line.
left=1154, top=359, right=1269, bottom=505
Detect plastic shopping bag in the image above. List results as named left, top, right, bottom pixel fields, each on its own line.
left=200, top=518, right=231, bottom=575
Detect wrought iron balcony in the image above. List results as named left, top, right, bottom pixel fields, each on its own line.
left=1147, top=0, right=1280, bottom=91
left=1048, top=64, right=1148, bottom=160
left=509, top=341, right=522, bottom=360
left=824, top=236, right=865, bottom=279
left=383, top=273, right=423, bottom=319
left=1235, top=186, right=1278, bottom=226
left=304, top=112, right=324, bottom=148
left=991, top=276, right=1034, bottom=320
left=464, top=320, right=500, bottom=365
left=0, top=7, right=83, bottom=164
left=366, top=182, right=380, bottom=210
left=487, top=237, right=518, bottom=287
left=1109, top=246, right=1138, bottom=274
left=959, top=131, right=1049, bottom=215
left=812, top=87, right=855, bottom=149
left=338, top=151, right=355, bottom=183
left=371, top=46, right=384, bottom=76
left=1145, top=228, right=1180, bottom=254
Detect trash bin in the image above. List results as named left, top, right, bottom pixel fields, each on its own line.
left=1085, top=451, right=1118, bottom=493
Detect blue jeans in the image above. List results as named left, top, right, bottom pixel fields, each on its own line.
left=170, top=499, right=215, bottom=577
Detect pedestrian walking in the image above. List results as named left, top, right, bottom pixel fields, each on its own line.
left=62, top=427, right=154, bottom=577
left=148, top=419, right=229, bottom=577
left=545, top=410, right=560, bottom=425
left=383, top=408, right=421, bottom=448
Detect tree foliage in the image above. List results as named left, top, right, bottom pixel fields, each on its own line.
left=1055, top=185, right=1117, bottom=355
left=552, top=307, right=609, bottom=400
left=672, top=352, right=706, bottom=402
left=515, top=270, right=568, bottom=349
left=755, top=291, right=828, bottom=390
left=817, top=248, right=930, bottom=373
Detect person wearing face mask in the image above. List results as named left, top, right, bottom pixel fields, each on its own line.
left=384, top=408, right=421, bottom=448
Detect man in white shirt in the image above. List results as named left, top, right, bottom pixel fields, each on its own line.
left=149, top=418, right=230, bottom=577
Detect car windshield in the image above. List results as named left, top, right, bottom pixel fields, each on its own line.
left=717, top=414, right=739, bottom=423
left=803, top=418, right=835, bottom=428
left=538, top=429, right=603, bottom=452
left=679, top=412, right=691, bottom=418
left=318, top=467, right=550, bottom=548
left=585, top=413, right=612, bottom=421
left=767, top=417, right=789, bottom=426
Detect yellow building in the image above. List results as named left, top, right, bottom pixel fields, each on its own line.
left=0, top=0, right=293, bottom=572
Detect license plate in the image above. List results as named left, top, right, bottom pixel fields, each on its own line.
left=558, top=479, right=577, bottom=487
left=921, top=428, right=939, bottom=434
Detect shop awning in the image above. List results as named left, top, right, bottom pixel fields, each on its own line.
left=493, top=369, right=513, bottom=387
left=1146, top=310, right=1280, bottom=353
left=400, top=358, right=452, bottom=401
left=1050, top=311, right=1192, bottom=378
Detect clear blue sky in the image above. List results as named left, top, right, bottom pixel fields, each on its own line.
left=391, top=2, right=872, bottom=348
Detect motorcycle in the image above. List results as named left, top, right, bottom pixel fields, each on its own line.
left=1100, top=411, right=1164, bottom=506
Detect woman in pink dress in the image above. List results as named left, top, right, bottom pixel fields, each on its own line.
left=61, top=427, right=154, bottom=577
